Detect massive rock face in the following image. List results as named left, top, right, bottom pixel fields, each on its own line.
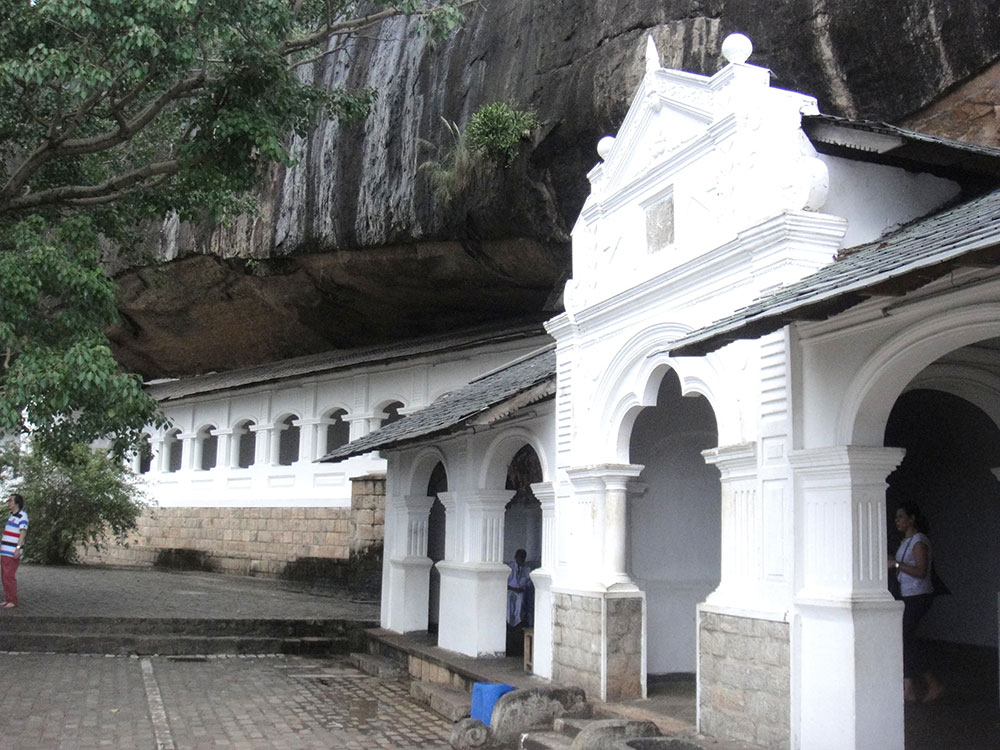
left=110, top=0, right=1000, bottom=378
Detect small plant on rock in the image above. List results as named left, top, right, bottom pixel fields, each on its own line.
left=466, top=102, right=539, bottom=167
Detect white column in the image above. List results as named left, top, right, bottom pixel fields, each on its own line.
left=296, top=418, right=323, bottom=462
left=565, top=464, right=644, bottom=591
left=250, top=423, right=272, bottom=466
left=383, top=494, right=435, bottom=634
left=789, top=446, right=905, bottom=750
left=149, top=437, right=166, bottom=473
left=212, top=428, right=233, bottom=471
left=348, top=415, right=371, bottom=441
left=178, top=432, right=197, bottom=472
left=436, top=489, right=514, bottom=657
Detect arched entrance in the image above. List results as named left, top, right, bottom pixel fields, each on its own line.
left=885, top=383, right=1000, bottom=746
left=426, top=462, right=447, bottom=633
left=628, top=369, right=720, bottom=680
left=503, top=444, right=542, bottom=656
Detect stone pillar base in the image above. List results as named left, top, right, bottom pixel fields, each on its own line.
left=553, top=589, right=645, bottom=701
left=698, top=606, right=790, bottom=749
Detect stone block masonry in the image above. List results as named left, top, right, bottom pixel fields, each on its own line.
left=78, top=474, right=386, bottom=580
left=552, top=591, right=644, bottom=701
left=698, top=610, right=790, bottom=749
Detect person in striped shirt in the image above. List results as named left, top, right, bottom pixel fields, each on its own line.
left=1, top=493, right=28, bottom=608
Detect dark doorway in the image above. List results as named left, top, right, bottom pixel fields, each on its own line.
left=885, top=388, right=1000, bottom=748
left=426, top=462, right=447, bottom=634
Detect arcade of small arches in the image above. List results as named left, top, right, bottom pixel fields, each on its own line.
left=134, top=400, right=405, bottom=475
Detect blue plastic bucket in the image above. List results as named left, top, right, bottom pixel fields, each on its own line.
left=470, top=682, right=515, bottom=726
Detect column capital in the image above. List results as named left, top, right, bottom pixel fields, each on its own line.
left=566, top=464, right=644, bottom=491
left=789, top=445, right=905, bottom=480
left=530, top=481, right=555, bottom=509
left=702, top=441, right=757, bottom=478
left=402, top=494, right=435, bottom=513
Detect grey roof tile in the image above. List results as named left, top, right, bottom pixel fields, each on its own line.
left=319, top=345, right=556, bottom=462
left=669, top=186, right=1000, bottom=356
left=145, top=318, right=549, bottom=402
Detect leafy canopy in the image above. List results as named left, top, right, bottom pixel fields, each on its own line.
left=0, top=0, right=469, bottom=458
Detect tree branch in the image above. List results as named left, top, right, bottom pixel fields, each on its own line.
left=0, top=73, right=207, bottom=206
left=2, top=160, right=182, bottom=213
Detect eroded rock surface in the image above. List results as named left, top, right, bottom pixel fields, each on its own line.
left=112, top=0, right=1000, bottom=378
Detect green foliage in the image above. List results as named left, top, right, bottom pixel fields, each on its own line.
left=0, top=214, right=166, bottom=459
left=0, top=0, right=468, bottom=455
left=0, top=440, right=149, bottom=565
left=465, top=102, right=537, bottom=167
left=419, top=118, right=483, bottom=207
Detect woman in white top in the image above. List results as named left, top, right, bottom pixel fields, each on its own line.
left=889, top=501, right=944, bottom=703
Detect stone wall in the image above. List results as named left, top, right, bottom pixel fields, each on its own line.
left=606, top=596, right=643, bottom=700
left=552, top=591, right=644, bottom=702
left=553, top=592, right=603, bottom=699
left=78, top=474, right=386, bottom=580
left=699, top=610, right=790, bottom=749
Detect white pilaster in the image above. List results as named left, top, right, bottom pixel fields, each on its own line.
left=702, top=442, right=758, bottom=606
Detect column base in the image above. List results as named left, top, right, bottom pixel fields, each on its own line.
left=437, top=561, right=509, bottom=657
left=384, top=556, right=432, bottom=634
left=796, top=596, right=903, bottom=750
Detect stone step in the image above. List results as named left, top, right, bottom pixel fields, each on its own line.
left=410, top=680, right=470, bottom=722
left=0, top=632, right=345, bottom=656
left=349, top=651, right=407, bottom=678
left=520, top=730, right=574, bottom=750
left=0, top=616, right=366, bottom=637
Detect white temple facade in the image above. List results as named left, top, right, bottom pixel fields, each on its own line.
left=326, top=34, right=1000, bottom=750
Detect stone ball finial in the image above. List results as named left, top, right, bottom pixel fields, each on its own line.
left=721, top=33, right=753, bottom=64
left=597, top=136, right=616, bottom=161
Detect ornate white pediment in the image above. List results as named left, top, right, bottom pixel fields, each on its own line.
left=568, top=35, right=834, bottom=313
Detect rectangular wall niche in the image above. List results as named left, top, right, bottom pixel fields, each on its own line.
left=645, top=191, right=674, bottom=253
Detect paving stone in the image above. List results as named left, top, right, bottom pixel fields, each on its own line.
left=0, top=653, right=453, bottom=749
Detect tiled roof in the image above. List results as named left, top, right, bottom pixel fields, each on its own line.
left=145, top=318, right=549, bottom=402
left=669, top=186, right=1000, bottom=357
left=319, top=345, right=557, bottom=462
left=802, top=114, right=1000, bottom=182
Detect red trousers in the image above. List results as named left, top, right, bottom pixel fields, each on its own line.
left=1, top=555, right=19, bottom=604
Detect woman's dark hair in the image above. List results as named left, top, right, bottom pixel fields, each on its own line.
left=898, top=500, right=929, bottom=534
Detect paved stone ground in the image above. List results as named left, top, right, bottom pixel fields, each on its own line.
left=3, top=563, right=379, bottom=620
left=0, top=653, right=451, bottom=749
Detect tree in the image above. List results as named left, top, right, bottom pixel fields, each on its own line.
left=0, top=0, right=469, bottom=458
left=0, top=439, right=149, bottom=565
